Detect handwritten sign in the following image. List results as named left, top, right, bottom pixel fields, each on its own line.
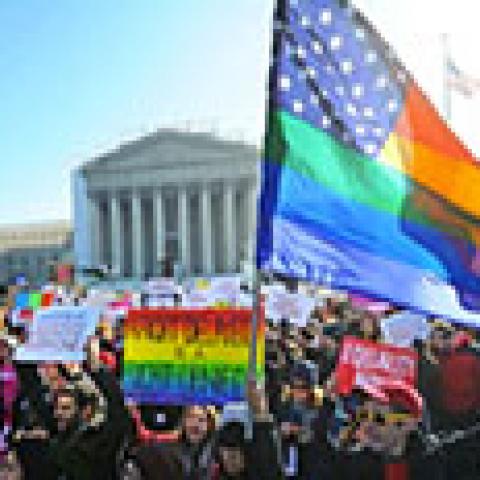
left=335, top=336, right=417, bottom=396
left=265, top=290, right=314, bottom=325
left=14, top=307, right=100, bottom=362
left=381, top=313, right=431, bottom=348
left=123, top=308, right=264, bottom=405
left=143, top=278, right=177, bottom=307
left=182, top=277, right=242, bottom=308
left=144, top=278, right=177, bottom=296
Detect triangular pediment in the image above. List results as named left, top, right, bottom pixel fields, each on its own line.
left=82, top=129, right=258, bottom=174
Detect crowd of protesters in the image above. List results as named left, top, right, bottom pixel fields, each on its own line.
left=0, top=273, right=480, bottom=480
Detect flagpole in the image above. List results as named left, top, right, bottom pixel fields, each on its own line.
left=248, top=0, right=286, bottom=384
left=248, top=266, right=260, bottom=383
left=442, top=33, right=452, bottom=122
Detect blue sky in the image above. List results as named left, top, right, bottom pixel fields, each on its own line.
left=0, top=0, right=273, bottom=225
left=2, top=0, right=479, bottom=226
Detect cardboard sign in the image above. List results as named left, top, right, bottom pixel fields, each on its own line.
left=265, top=290, right=314, bottom=325
left=14, top=307, right=100, bottom=362
left=381, top=313, right=431, bottom=348
left=335, top=336, right=417, bottom=396
left=123, top=308, right=264, bottom=405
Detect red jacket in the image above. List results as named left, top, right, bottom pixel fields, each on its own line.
left=439, top=348, right=480, bottom=414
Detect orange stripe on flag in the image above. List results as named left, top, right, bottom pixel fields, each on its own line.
left=395, top=84, right=475, bottom=164
left=380, top=132, right=480, bottom=219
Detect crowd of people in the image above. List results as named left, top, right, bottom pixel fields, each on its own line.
left=0, top=274, right=480, bottom=479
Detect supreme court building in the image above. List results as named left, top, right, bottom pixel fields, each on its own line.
left=73, top=129, right=259, bottom=279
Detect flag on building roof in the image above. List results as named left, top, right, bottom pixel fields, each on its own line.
left=257, top=0, right=480, bottom=326
left=447, top=58, right=480, bottom=98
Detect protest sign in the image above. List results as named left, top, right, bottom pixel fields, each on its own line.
left=10, top=308, right=34, bottom=325
left=265, top=289, right=315, bottom=325
left=14, top=293, right=30, bottom=310
left=11, top=291, right=55, bottom=325
left=182, top=277, right=242, bottom=308
left=381, top=312, right=431, bottom=348
left=144, top=278, right=177, bottom=296
left=14, top=307, right=100, bottom=362
left=123, top=307, right=264, bottom=405
left=335, top=336, right=417, bottom=396
left=146, top=295, right=175, bottom=308
left=143, top=278, right=177, bottom=307
left=181, top=289, right=217, bottom=308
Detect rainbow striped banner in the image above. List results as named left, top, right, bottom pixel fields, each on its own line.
left=123, top=308, right=264, bottom=405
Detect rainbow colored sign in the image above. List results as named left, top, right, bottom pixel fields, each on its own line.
left=12, top=291, right=55, bottom=323
left=123, top=308, right=264, bottom=405
left=15, top=291, right=54, bottom=310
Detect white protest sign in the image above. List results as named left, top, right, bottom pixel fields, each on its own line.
left=209, top=277, right=242, bottom=305
left=182, top=276, right=242, bottom=307
left=146, top=296, right=175, bottom=307
left=266, top=290, right=315, bottom=326
left=144, top=278, right=177, bottom=307
left=14, top=307, right=100, bottom=362
left=238, top=292, right=253, bottom=308
left=144, top=278, right=177, bottom=296
left=182, top=289, right=218, bottom=308
left=381, top=312, right=431, bottom=348
left=84, top=289, right=114, bottom=308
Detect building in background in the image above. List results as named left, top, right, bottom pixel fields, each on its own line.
left=73, top=129, right=259, bottom=280
left=0, top=221, right=73, bottom=285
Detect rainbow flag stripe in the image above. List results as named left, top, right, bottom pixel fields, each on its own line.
left=123, top=308, right=264, bottom=405
left=258, top=0, right=480, bottom=325
left=15, top=291, right=54, bottom=310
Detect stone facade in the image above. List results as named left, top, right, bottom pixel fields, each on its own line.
left=0, top=221, right=72, bottom=285
left=73, top=129, right=259, bottom=279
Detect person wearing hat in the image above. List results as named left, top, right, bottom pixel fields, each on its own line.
left=330, top=379, right=426, bottom=480
left=278, top=362, right=334, bottom=478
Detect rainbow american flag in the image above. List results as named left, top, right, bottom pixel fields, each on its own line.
left=258, top=0, right=480, bottom=325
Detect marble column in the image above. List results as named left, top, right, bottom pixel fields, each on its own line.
left=246, top=181, right=257, bottom=267
left=223, top=182, right=236, bottom=272
left=153, top=189, right=166, bottom=274
left=201, top=184, right=213, bottom=275
left=178, top=186, right=190, bottom=275
left=110, top=193, right=123, bottom=277
left=88, top=195, right=101, bottom=268
left=131, top=191, right=144, bottom=278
